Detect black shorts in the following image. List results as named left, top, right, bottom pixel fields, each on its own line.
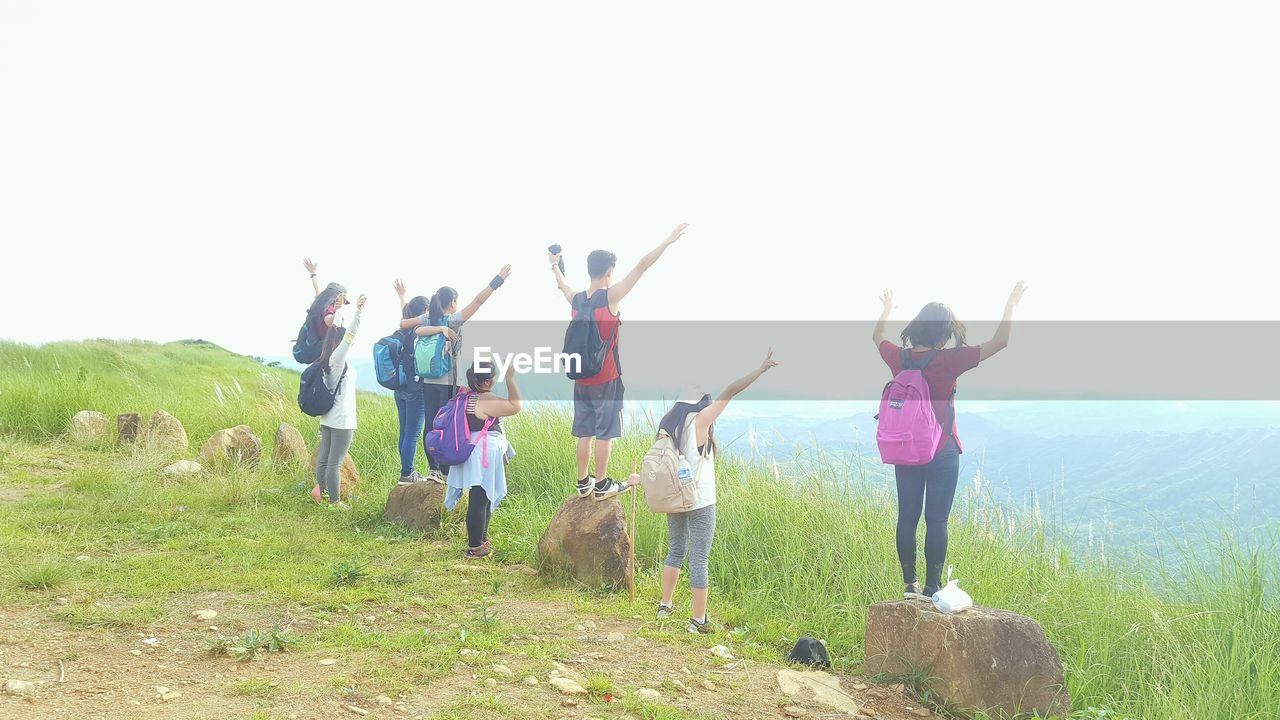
left=571, top=378, right=624, bottom=440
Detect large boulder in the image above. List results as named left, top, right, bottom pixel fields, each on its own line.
left=69, top=411, right=107, bottom=445
left=309, top=449, right=360, bottom=497
left=384, top=482, right=447, bottom=532
left=117, top=413, right=142, bottom=444
left=272, top=423, right=308, bottom=466
left=863, top=600, right=1071, bottom=719
left=536, top=495, right=633, bottom=590
left=198, top=425, right=262, bottom=467
left=138, top=410, right=188, bottom=453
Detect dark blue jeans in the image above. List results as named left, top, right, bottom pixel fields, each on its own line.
left=894, top=437, right=960, bottom=589
left=394, top=383, right=426, bottom=477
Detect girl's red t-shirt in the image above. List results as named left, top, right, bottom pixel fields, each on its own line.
left=878, top=340, right=981, bottom=454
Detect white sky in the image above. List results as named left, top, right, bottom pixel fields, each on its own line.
left=3, top=2, right=1278, bottom=361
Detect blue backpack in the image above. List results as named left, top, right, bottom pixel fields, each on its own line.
left=414, top=322, right=454, bottom=379
left=424, top=391, right=494, bottom=467
left=292, top=320, right=323, bottom=364
left=372, top=329, right=414, bottom=390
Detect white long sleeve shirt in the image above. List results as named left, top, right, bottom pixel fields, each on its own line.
left=320, top=307, right=362, bottom=430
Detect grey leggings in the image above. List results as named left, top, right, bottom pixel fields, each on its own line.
left=315, top=426, right=355, bottom=503
left=664, top=504, right=716, bottom=589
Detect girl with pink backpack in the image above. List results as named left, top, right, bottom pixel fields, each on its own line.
left=872, top=282, right=1026, bottom=601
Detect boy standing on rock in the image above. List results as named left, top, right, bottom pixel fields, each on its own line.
left=549, top=223, right=689, bottom=500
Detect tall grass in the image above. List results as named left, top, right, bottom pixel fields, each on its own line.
left=1, top=339, right=1277, bottom=719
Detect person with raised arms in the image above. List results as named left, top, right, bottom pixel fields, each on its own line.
left=390, top=281, right=458, bottom=484
left=638, top=349, right=778, bottom=633
left=293, top=258, right=349, bottom=364
left=550, top=223, right=688, bottom=501
left=872, top=282, right=1026, bottom=600
left=395, top=267, right=512, bottom=483
left=314, top=292, right=366, bottom=507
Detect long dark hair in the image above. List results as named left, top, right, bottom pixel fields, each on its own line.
left=658, top=395, right=717, bottom=456
left=402, top=295, right=429, bottom=320
left=466, top=364, right=496, bottom=393
left=428, top=286, right=458, bottom=324
left=317, top=326, right=347, bottom=374
left=901, top=302, right=967, bottom=349
left=308, top=282, right=346, bottom=323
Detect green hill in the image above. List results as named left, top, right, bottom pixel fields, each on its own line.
left=0, top=340, right=1276, bottom=719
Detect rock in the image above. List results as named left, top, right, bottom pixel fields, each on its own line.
left=374, top=695, right=393, bottom=707
left=193, top=609, right=218, bottom=621
left=459, top=649, right=479, bottom=659
left=604, top=632, right=624, bottom=643
left=163, top=460, right=203, bottom=476
left=344, top=705, right=368, bottom=716
left=309, top=447, right=360, bottom=497
left=273, top=423, right=308, bottom=466
left=535, top=495, right=633, bottom=590
left=129, top=649, right=142, bottom=656
left=383, top=482, right=446, bottom=532
left=492, top=664, right=513, bottom=677
left=319, top=658, right=338, bottom=666
left=863, top=600, right=1071, bottom=718
left=777, top=669, right=862, bottom=715
left=700, top=680, right=716, bottom=691
left=782, top=706, right=806, bottom=718
left=549, top=676, right=587, bottom=696
left=710, top=645, right=734, bottom=660
left=4, top=679, right=35, bottom=695
left=198, top=426, right=262, bottom=467
left=70, top=410, right=107, bottom=444
left=635, top=688, right=662, bottom=701
left=117, top=413, right=142, bottom=444
left=75, top=555, right=90, bottom=561
left=483, top=678, right=497, bottom=689
left=138, top=410, right=188, bottom=453
left=522, top=676, right=538, bottom=686
left=583, top=620, right=597, bottom=631
left=671, top=679, right=686, bottom=691
left=911, top=708, right=932, bottom=718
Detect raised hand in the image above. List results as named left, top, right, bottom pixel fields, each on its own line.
left=1006, top=281, right=1027, bottom=307
left=760, top=348, right=779, bottom=372
left=498, top=264, right=512, bottom=280
left=356, top=294, right=367, bottom=310
left=664, top=223, right=689, bottom=246
left=393, top=279, right=407, bottom=298
left=303, top=258, right=318, bottom=275
left=879, top=289, right=895, bottom=313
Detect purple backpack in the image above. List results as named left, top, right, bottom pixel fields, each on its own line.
left=425, top=391, right=495, bottom=468
left=876, top=348, right=942, bottom=466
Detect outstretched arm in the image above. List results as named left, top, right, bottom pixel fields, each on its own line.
left=459, top=265, right=512, bottom=322
left=394, top=279, right=408, bottom=311
left=695, top=349, right=779, bottom=443
left=872, top=289, right=894, bottom=346
left=550, top=252, right=576, bottom=305
left=978, top=281, right=1027, bottom=361
left=477, top=372, right=523, bottom=418
left=606, top=223, right=687, bottom=311
left=328, top=295, right=366, bottom=373
left=304, top=258, right=320, bottom=296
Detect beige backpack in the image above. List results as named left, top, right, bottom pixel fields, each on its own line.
left=639, top=429, right=708, bottom=514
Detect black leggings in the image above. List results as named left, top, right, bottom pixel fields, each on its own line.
left=894, top=437, right=960, bottom=589
left=466, top=486, right=492, bottom=549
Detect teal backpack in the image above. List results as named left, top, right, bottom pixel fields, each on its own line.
left=414, top=322, right=454, bottom=379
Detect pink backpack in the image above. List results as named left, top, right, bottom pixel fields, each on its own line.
left=876, top=348, right=942, bottom=466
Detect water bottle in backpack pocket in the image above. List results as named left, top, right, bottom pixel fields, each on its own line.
left=876, top=348, right=943, bottom=465
left=639, top=431, right=703, bottom=513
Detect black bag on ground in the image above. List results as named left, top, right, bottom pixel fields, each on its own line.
left=562, top=290, right=617, bottom=380
left=787, top=637, right=831, bottom=669
left=297, top=362, right=345, bottom=417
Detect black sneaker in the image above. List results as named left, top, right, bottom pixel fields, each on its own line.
left=575, top=477, right=594, bottom=498
left=592, top=477, right=630, bottom=501
left=922, top=584, right=939, bottom=599
left=398, top=470, right=424, bottom=485
left=904, top=582, right=928, bottom=600
left=686, top=617, right=716, bottom=635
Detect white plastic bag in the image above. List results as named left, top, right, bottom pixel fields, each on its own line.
left=931, top=566, right=973, bottom=614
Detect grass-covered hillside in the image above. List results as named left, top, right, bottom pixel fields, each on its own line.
left=0, top=339, right=1277, bottom=719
